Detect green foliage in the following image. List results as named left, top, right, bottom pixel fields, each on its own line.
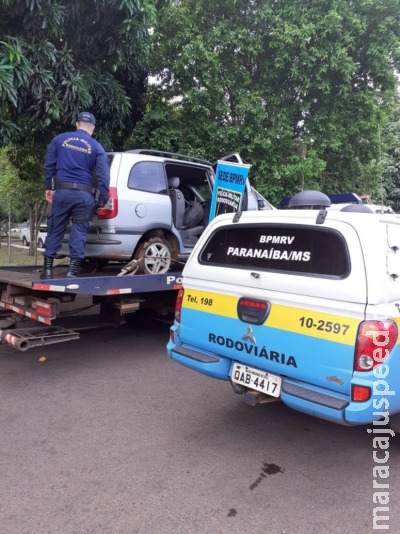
left=133, top=0, right=400, bottom=204
left=382, top=109, right=400, bottom=212
left=0, top=0, right=168, bottom=247
left=0, top=147, right=32, bottom=219
left=0, top=148, right=19, bottom=217
left=0, top=145, right=47, bottom=254
left=0, top=0, right=168, bottom=149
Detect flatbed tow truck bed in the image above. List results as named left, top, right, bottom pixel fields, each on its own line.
left=0, top=265, right=183, bottom=351
left=0, top=265, right=183, bottom=295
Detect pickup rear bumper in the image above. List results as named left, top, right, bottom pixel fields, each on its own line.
left=167, top=335, right=388, bottom=427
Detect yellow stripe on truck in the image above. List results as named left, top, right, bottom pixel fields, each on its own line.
left=182, top=288, right=359, bottom=346
left=182, top=288, right=236, bottom=316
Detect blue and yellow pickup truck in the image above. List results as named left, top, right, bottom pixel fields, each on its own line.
left=167, top=191, right=400, bottom=433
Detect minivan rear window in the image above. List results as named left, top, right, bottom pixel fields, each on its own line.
left=199, top=224, right=350, bottom=277
left=128, top=161, right=167, bottom=193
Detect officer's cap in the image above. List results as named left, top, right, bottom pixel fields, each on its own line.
left=77, top=111, right=96, bottom=125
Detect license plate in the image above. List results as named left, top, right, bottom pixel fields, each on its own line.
left=231, top=363, right=282, bottom=397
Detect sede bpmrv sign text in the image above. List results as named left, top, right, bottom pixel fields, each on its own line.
left=209, top=161, right=251, bottom=223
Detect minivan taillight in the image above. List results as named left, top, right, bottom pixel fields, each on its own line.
left=354, top=320, right=398, bottom=372
left=175, top=288, right=184, bottom=323
left=97, top=187, right=118, bottom=219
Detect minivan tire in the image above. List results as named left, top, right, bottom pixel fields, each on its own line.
left=134, top=237, right=172, bottom=274
left=183, top=201, right=204, bottom=229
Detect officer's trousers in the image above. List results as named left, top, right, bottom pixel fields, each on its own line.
left=44, top=189, right=95, bottom=260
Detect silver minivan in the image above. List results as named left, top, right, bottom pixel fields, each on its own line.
left=61, top=150, right=273, bottom=274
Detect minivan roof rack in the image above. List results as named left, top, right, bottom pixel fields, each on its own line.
left=126, top=149, right=212, bottom=166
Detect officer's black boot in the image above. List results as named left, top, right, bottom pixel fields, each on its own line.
left=67, top=258, right=81, bottom=278
left=40, top=256, right=54, bottom=280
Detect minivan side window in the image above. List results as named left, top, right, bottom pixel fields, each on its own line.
left=128, top=161, right=167, bottom=193
left=199, top=224, right=350, bottom=278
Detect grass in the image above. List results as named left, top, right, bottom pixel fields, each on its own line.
left=0, top=242, right=41, bottom=267
left=0, top=239, right=68, bottom=268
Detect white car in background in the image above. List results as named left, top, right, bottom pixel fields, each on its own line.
left=279, top=192, right=396, bottom=214
left=365, top=203, right=395, bottom=214
left=19, top=223, right=47, bottom=248
left=327, top=193, right=395, bottom=214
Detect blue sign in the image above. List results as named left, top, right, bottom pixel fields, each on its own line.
left=209, top=161, right=251, bottom=222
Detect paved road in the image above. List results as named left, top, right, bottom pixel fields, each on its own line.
left=0, top=320, right=399, bottom=534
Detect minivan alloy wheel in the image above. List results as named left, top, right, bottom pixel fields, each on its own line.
left=134, top=237, right=172, bottom=274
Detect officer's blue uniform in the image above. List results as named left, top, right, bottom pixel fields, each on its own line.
left=43, top=123, right=110, bottom=260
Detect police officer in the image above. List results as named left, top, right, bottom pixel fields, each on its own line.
left=42, top=112, right=110, bottom=279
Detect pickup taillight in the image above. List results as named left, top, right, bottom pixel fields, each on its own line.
left=97, top=187, right=118, bottom=219
left=354, top=320, right=398, bottom=372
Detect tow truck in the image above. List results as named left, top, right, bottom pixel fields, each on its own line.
left=0, top=263, right=182, bottom=352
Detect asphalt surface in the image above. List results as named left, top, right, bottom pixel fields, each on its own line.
left=0, top=319, right=399, bottom=534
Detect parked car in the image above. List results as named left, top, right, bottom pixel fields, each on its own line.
left=20, top=223, right=47, bottom=248
left=278, top=192, right=396, bottom=214
left=60, top=150, right=274, bottom=274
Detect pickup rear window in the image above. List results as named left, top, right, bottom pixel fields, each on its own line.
left=199, top=224, right=350, bottom=277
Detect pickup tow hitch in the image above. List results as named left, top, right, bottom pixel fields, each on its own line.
left=232, top=383, right=281, bottom=406
left=244, top=390, right=281, bottom=406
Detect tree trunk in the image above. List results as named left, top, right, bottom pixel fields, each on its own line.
left=26, top=200, right=47, bottom=257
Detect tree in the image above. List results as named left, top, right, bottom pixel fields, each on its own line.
left=382, top=108, right=400, bottom=212
left=0, top=0, right=168, bottom=253
left=132, top=0, right=400, bottom=204
left=0, top=148, right=19, bottom=217
left=0, top=146, right=47, bottom=255
left=0, top=0, right=168, bottom=149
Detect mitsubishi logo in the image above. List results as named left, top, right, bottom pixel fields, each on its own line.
left=242, top=325, right=256, bottom=344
